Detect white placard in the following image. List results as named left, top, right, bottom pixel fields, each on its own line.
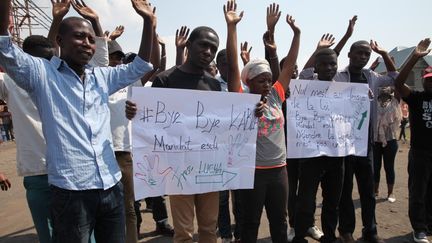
left=286, top=79, right=370, bottom=158
left=131, top=87, right=260, bottom=199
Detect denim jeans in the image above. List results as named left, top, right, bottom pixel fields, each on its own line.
left=50, top=183, right=125, bottom=243
left=373, top=139, right=398, bottom=185
left=23, top=175, right=52, bottom=243
left=408, top=149, right=432, bottom=232
left=218, top=190, right=242, bottom=239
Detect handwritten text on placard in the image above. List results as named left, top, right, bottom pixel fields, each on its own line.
left=132, top=87, right=260, bottom=199
left=286, top=79, right=370, bottom=158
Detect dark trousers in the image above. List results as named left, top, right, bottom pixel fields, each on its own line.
left=287, top=159, right=300, bottom=228
left=338, top=155, right=377, bottom=237
left=240, top=167, right=288, bottom=243
left=152, top=196, right=168, bottom=222
left=408, top=149, right=432, bottom=232
left=293, top=157, right=344, bottom=243
left=50, top=183, right=125, bottom=243
left=218, top=190, right=242, bottom=239
left=373, top=139, right=398, bottom=185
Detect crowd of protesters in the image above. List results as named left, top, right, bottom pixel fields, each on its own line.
left=0, top=0, right=431, bottom=243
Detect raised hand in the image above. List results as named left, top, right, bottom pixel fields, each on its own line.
left=370, top=40, right=388, bottom=55
left=71, top=0, right=98, bottom=21
left=317, top=33, right=335, bottom=49
left=0, top=173, right=11, bottom=191
left=263, top=31, right=276, bottom=53
left=131, top=0, right=156, bottom=20
left=286, top=14, right=300, bottom=35
left=108, top=25, right=124, bottom=40
left=223, top=0, right=244, bottom=26
left=413, top=38, right=431, bottom=58
left=266, top=3, right=281, bottom=33
left=51, top=0, right=71, bottom=19
left=175, top=26, right=190, bottom=49
left=345, top=15, right=357, bottom=38
left=240, top=41, right=252, bottom=65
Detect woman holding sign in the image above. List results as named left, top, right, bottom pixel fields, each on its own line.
left=224, top=1, right=300, bottom=242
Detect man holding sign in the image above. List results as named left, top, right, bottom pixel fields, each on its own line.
left=127, top=26, right=222, bottom=243
left=292, top=48, right=346, bottom=243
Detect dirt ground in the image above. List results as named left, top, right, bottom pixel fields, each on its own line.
left=0, top=140, right=415, bottom=243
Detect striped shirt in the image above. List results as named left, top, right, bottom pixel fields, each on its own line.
left=0, top=35, right=153, bottom=190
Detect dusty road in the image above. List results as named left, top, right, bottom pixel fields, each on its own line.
left=0, top=141, right=414, bottom=242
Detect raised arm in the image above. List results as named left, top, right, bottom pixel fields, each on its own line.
left=224, top=0, right=244, bottom=92
left=175, top=26, right=190, bottom=66
left=370, top=40, right=396, bottom=72
left=278, top=15, right=300, bottom=91
left=302, top=33, right=335, bottom=70
left=0, top=0, right=11, bottom=36
left=47, top=0, right=71, bottom=56
left=263, top=31, right=279, bottom=83
left=131, top=0, right=156, bottom=62
left=333, top=15, right=357, bottom=55
left=71, top=0, right=103, bottom=37
left=138, top=34, right=162, bottom=85
left=394, top=38, right=431, bottom=98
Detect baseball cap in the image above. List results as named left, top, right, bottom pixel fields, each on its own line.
left=423, top=66, right=432, bottom=79
left=108, top=40, right=125, bottom=57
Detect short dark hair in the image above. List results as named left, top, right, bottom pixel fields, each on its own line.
left=315, top=48, right=337, bottom=60
left=123, top=52, right=137, bottom=64
left=216, top=49, right=226, bottom=64
left=349, top=40, right=369, bottom=52
left=58, top=17, right=89, bottom=36
left=23, top=35, right=53, bottom=53
left=188, top=26, right=219, bottom=43
left=22, top=35, right=54, bottom=60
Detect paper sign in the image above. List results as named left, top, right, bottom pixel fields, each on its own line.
left=286, top=79, right=370, bottom=158
left=131, top=87, right=260, bottom=199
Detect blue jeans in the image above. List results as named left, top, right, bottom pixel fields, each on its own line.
left=50, top=183, right=125, bottom=243
left=23, top=175, right=52, bottom=243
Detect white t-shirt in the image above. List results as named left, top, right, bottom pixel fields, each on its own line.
left=108, top=80, right=143, bottom=152
left=0, top=73, right=47, bottom=176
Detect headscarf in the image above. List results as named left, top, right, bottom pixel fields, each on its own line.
left=240, top=59, right=272, bottom=86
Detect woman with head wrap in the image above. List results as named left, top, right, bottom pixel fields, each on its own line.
left=224, top=1, right=300, bottom=242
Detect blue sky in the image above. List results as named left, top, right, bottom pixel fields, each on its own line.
left=31, top=0, right=430, bottom=69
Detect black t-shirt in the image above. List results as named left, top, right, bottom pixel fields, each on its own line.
left=349, top=71, right=368, bottom=84
left=403, top=91, right=432, bottom=150
left=152, top=66, right=221, bottom=91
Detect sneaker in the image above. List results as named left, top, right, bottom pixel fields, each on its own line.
left=339, top=233, right=356, bottom=243
left=287, top=228, right=295, bottom=242
left=307, top=226, right=324, bottom=240
left=413, top=231, right=430, bottom=243
left=155, top=222, right=174, bottom=236
left=222, top=238, right=232, bottom=243
left=387, top=194, right=396, bottom=203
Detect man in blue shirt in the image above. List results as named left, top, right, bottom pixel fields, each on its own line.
left=0, top=0, right=155, bottom=242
